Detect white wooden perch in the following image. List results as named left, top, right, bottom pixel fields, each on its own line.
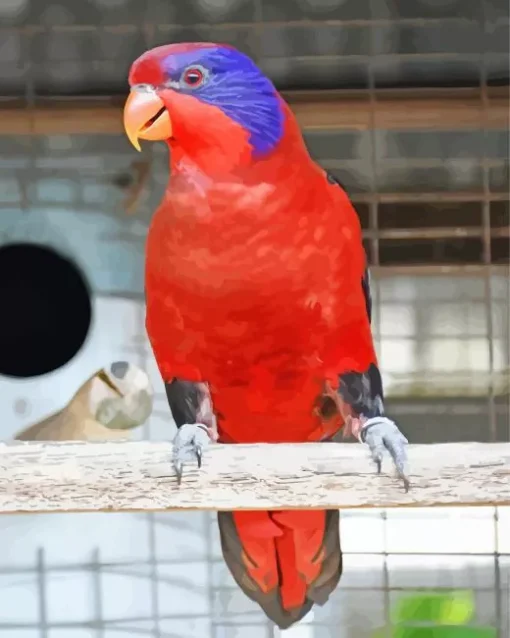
left=0, top=441, right=509, bottom=514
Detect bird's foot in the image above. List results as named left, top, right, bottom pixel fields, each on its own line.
left=359, top=416, right=410, bottom=492
left=172, top=423, right=214, bottom=485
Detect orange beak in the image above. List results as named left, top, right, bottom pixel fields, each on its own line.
left=123, top=90, right=173, bottom=152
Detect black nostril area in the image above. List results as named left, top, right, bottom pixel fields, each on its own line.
left=111, top=361, right=129, bottom=380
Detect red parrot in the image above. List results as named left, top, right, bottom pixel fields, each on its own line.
left=122, top=42, right=409, bottom=629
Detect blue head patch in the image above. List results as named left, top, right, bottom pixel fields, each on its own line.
left=161, top=45, right=285, bottom=157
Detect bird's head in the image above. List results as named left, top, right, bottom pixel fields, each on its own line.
left=123, top=43, right=287, bottom=172
left=90, top=361, right=154, bottom=431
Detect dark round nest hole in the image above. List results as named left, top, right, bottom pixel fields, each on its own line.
left=0, top=243, right=92, bottom=379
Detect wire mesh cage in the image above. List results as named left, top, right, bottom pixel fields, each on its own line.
left=0, top=0, right=508, bottom=636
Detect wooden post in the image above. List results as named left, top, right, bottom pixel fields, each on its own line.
left=0, top=441, right=508, bottom=514
left=1, top=88, right=508, bottom=135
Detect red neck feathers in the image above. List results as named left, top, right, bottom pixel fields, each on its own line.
left=161, top=92, right=320, bottom=190
left=146, top=95, right=331, bottom=298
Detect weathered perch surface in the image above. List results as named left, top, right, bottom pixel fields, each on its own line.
left=0, top=441, right=509, bottom=514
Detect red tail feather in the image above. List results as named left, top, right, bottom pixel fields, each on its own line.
left=218, top=509, right=342, bottom=629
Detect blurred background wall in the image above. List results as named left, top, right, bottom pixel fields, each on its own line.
left=0, top=0, right=508, bottom=637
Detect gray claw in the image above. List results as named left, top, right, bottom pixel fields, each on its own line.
left=172, top=423, right=211, bottom=485
left=360, top=417, right=410, bottom=491
left=175, top=460, right=184, bottom=486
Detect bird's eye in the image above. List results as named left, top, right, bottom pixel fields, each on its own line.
left=181, top=66, right=207, bottom=89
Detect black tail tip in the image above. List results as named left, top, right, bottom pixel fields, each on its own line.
left=262, top=597, right=316, bottom=630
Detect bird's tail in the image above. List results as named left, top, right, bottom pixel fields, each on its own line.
left=217, top=509, right=342, bottom=629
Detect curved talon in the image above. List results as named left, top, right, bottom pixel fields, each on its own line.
left=173, top=451, right=201, bottom=486
left=175, top=460, right=184, bottom=486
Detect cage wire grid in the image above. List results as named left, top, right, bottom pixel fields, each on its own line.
left=0, top=507, right=508, bottom=637
left=0, top=0, right=509, bottom=637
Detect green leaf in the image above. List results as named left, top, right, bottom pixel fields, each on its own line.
left=391, top=591, right=475, bottom=625
left=372, top=625, right=497, bottom=638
